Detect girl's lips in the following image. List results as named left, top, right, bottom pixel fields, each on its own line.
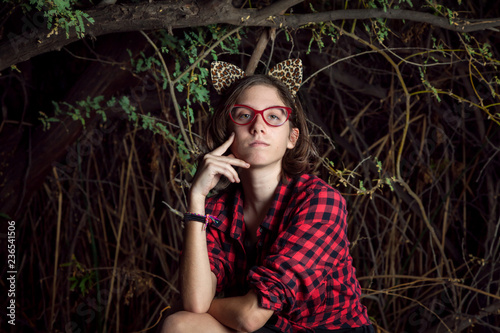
left=249, top=140, right=269, bottom=147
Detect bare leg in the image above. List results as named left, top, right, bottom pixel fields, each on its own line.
left=161, top=310, right=241, bottom=333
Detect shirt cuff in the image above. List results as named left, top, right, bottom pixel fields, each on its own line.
left=251, top=282, right=286, bottom=312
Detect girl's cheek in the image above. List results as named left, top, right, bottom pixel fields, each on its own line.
left=229, top=142, right=238, bottom=157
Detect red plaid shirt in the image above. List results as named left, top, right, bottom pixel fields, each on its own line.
left=205, top=174, right=371, bottom=332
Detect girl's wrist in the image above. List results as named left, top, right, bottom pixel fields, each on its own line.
left=188, top=191, right=206, bottom=214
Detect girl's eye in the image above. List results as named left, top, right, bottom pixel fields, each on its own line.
left=235, top=109, right=251, bottom=118
left=231, top=107, right=254, bottom=123
left=265, top=108, right=286, bottom=122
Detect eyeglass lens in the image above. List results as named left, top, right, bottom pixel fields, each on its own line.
left=231, top=106, right=288, bottom=126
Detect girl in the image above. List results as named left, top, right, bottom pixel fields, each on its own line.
left=162, top=59, right=373, bottom=333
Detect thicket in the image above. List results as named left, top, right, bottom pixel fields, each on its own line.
left=1, top=0, right=499, bottom=332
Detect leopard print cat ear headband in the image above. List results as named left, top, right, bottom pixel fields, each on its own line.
left=210, top=59, right=303, bottom=97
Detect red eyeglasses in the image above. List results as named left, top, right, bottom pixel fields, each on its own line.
left=229, top=104, right=292, bottom=127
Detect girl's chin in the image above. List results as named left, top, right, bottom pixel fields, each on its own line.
left=240, top=158, right=282, bottom=170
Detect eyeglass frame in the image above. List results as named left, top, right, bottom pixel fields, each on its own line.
left=229, top=104, right=293, bottom=127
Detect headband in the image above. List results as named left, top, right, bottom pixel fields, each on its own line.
left=210, top=59, right=303, bottom=97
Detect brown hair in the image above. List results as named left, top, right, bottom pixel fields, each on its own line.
left=205, top=74, right=318, bottom=181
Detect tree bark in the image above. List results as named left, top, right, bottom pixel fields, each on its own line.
left=1, top=0, right=499, bottom=71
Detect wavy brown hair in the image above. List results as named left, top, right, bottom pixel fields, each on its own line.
left=205, top=74, right=318, bottom=182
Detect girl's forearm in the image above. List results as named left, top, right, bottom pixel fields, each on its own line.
left=180, top=196, right=216, bottom=313
left=208, top=291, right=274, bottom=332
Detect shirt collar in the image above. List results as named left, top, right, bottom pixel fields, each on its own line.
left=258, top=176, right=294, bottom=232
left=229, top=185, right=245, bottom=240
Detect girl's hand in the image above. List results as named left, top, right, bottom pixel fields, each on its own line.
left=190, top=133, right=250, bottom=200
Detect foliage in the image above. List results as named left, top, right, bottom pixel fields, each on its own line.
left=8, top=0, right=95, bottom=38
left=325, top=157, right=395, bottom=198
left=61, top=255, right=97, bottom=296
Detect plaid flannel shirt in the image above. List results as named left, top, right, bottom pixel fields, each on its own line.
left=205, top=174, right=371, bottom=332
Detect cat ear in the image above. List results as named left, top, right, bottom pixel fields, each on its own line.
left=211, top=59, right=303, bottom=96
left=268, top=59, right=302, bottom=97
left=211, top=61, right=246, bottom=95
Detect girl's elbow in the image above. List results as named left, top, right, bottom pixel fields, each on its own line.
left=182, top=298, right=210, bottom=314
left=238, top=310, right=271, bottom=332
left=239, top=320, right=263, bottom=333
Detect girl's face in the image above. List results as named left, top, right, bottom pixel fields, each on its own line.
left=229, top=84, right=299, bottom=170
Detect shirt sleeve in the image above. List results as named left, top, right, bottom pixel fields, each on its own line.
left=205, top=202, right=237, bottom=294
left=206, top=229, right=229, bottom=293
left=248, top=186, right=350, bottom=314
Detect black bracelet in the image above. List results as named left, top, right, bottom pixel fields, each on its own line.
left=184, top=212, right=216, bottom=230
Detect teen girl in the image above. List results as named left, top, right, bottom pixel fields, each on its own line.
left=162, top=59, right=373, bottom=333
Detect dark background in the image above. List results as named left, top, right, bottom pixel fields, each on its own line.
left=1, top=1, right=499, bottom=332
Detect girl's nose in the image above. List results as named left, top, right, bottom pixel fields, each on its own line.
left=249, top=113, right=267, bottom=133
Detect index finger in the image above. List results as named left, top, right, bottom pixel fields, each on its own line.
left=211, top=132, right=235, bottom=156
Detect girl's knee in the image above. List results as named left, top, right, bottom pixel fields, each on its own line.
left=161, top=310, right=230, bottom=333
left=161, top=311, right=191, bottom=333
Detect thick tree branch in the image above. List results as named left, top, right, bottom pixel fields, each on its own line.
left=1, top=0, right=499, bottom=71
left=281, top=8, right=500, bottom=33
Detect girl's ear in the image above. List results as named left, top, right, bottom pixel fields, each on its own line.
left=288, top=128, right=299, bottom=149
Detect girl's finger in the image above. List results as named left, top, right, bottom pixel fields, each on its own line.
left=205, top=159, right=241, bottom=183
left=211, top=133, right=235, bottom=156
left=205, top=154, right=250, bottom=169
